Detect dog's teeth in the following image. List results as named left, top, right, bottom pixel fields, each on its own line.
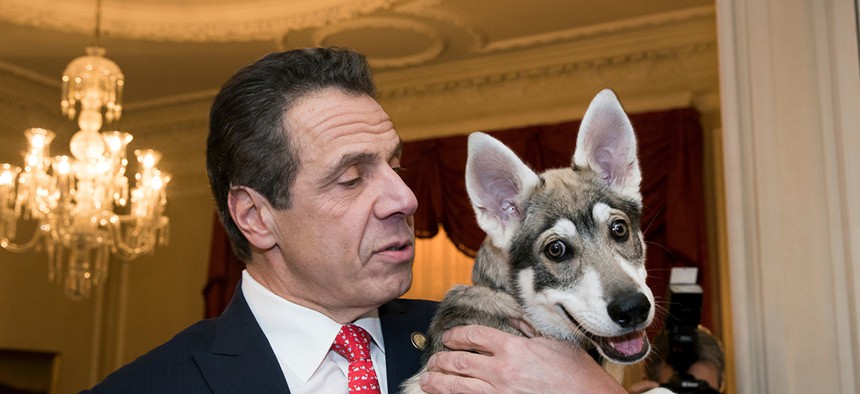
left=608, top=332, right=645, bottom=357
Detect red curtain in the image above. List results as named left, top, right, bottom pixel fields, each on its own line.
left=204, top=107, right=711, bottom=329
left=204, top=215, right=244, bottom=318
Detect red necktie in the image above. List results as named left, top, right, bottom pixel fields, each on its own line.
left=331, top=324, right=381, bottom=394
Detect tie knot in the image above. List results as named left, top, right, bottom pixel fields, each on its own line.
left=331, top=324, right=373, bottom=362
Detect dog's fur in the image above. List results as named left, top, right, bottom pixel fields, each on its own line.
left=401, top=89, right=660, bottom=393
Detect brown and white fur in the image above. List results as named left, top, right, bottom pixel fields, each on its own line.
left=402, top=89, right=665, bottom=393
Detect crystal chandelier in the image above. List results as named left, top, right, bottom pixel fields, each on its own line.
left=0, top=0, right=170, bottom=300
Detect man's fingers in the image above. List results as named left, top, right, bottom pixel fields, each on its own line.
left=429, top=326, right=628, bottom=393
left=441, top=325, right=510, bottom=355
left=426, top=352, right=478, bottom=377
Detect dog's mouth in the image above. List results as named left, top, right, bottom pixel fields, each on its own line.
left=560, top=305, right=650, bottom=363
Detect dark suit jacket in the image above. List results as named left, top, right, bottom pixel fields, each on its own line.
left=83, top=286, right=437, bottom=393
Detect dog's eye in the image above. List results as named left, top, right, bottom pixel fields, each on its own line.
left=610, top=219, right=629, bottom=240
left=544, top=240, right=569, bottom=261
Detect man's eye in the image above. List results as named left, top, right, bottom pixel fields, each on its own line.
left=392, top=167, right=407, bottom=176
left=337, top=166, right=364, bottom=188
left=339, top=177, right=362, bottom=187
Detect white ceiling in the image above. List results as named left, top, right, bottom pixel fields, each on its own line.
left=0, top=0, right=713, bottom=104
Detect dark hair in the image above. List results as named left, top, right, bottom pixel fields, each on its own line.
left=207, top=47, right=377, bottom=261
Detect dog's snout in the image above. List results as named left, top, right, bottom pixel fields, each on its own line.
left=607, top=292, right=651, bottom=328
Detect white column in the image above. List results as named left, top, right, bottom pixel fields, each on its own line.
left=716, top=0, right=860, bottom=392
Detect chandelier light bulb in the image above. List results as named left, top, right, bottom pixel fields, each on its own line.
left=30, top=134, right=46, bottom=150
left=135, top=149, right=161, bottom=170
left=0, top=164, right=20, bottom=187
left=103, top=131, right=133, bottom=154
left=25, top=128, right=55, bottom=155
left=53, top=156, right=71, bottom=175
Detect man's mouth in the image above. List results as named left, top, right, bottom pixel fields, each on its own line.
left=560, top=305, right=650, bottom=363
left=374, top=240, right=414, bottom=262
left=381, top=241, right=412, bottom=252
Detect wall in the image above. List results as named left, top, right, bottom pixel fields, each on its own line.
left=717, top=0, right=860, bottom=392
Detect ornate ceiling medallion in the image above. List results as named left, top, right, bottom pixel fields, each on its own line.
left=310, top=17, right=445, bottom=69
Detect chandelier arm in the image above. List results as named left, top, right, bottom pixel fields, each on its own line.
left=107, top=215, right=160, bottom=259
left=0, top=225, right=45, bottom=252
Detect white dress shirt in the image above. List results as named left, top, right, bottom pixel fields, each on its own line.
left=241, top=271, right=389, bottom=394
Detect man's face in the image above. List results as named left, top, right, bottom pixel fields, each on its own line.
left=264, top=87, right=417, bottom=321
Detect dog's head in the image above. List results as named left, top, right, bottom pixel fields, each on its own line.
left=466, top=89, right=653, bottom=364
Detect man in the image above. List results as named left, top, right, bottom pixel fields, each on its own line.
left=86, top=47, right=626, bottom=393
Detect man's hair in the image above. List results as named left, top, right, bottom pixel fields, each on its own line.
left=207, top=47, right=377, bottom=261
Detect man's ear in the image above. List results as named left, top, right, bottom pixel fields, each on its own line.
left=227, top=186, right=277, bottom=250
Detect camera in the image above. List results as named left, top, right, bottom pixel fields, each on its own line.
left=664, top=282, right=702, bottom=377
left=661, top=372, right=720, bottom=394
left=659, top=271, right=720, bottom=394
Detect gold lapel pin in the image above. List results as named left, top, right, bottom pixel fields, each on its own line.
left=410, top=332, right=427, bottom=351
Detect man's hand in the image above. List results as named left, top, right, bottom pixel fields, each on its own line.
left=418, top=325, right=627, bottom=394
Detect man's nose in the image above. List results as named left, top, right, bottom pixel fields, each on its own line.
left=377, top=166, right=418, bottom=219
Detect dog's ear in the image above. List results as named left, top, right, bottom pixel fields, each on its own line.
left=466, top=132, right=540, bottom=248
left=573, top=89, right=642, bottom=201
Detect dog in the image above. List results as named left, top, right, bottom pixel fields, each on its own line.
left=402, top=89, right=664, bottom=393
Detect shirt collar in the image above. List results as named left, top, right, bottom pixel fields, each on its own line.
left=241, top=270, right=385, bottom=382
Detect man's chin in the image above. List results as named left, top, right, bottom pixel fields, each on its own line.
left=380, top=271, right=413, bottom=301
left=397, top=275, right=413, bottom=298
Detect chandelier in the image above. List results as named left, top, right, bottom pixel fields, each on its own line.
left=0, top=0, right=170, bottom=300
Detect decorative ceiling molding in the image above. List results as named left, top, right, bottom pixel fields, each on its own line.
left=0, top=59, right=59, bottom=90
left=310, top=17, right=446, bottom=69
left=125, top=90, right=219, bottom=112
left=0, top=0, right=403, bottom=42
left=0, top=69, right=59, bottom=120
left=377, top=40, right=717, bottom=99
left=480, top=5, right=715, bottom=54
left=125, top=22, right=717, bottom=113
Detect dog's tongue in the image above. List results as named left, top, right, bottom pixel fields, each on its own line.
left=607, top=331, right=645, bottom=357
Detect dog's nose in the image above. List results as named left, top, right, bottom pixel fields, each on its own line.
left=607, top=292, right=651, bottom=328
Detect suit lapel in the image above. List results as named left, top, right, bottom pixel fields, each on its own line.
left=193, top=286, right=291, bottom=394
left=191, top=288, right=435, bottom=394
left=380, top=299, right=436, bottom=392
